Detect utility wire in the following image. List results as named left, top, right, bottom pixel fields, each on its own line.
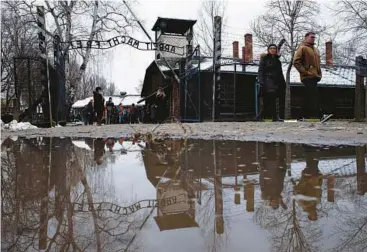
left=123, top=0, right=179, bottom=84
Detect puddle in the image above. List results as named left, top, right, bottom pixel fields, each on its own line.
left=1, top=137, right=366, bottom=252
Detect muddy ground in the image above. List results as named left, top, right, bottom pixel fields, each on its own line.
left=2, top=121, right=367, bottom=146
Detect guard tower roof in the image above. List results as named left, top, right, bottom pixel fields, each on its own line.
left=152, top=17, right=197, bottom=34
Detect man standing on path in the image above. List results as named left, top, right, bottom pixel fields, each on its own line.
left=293, top=32, right=332, bottom=122
left=93, top=87, right=105, bottom=126
left=105, top=97, right=115, bottom=125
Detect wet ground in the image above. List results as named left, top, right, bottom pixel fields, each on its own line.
left=1, top=121, right=367, bottom=146
left=1, top=137, right=367, bottom=252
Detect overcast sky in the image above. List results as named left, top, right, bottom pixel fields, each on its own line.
left=88, top=0, right=335, bottom=96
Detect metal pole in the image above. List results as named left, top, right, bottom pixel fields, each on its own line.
left=255, top=80, right=258, bottom=117
left=198, top=45, right=201, bottom=122
left=37, top=6, right=53, bottom=127
left=27, top=58, right=32, bottom=121
left=46, top=59, right=53, bottom=127
left=212, top=41, right=216, bottom=121
left=234, top=63, right=236, bottom=119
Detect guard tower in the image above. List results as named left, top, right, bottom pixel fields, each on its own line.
left=152, top=17, right=197, bottom=60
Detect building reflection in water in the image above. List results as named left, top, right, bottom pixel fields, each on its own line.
left=1, top=137, right=366, bottom=252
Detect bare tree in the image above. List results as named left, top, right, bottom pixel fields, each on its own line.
left=1, top=1, right=39, bottom=115
left=195, top=0, right=228, bottom=56
left=134, top=79, right=144, bottom=95
left=251, top=0, right=326, bottom=119
left=328, top=0, right=367, bottom=64
left=17, top=0, right=136, bottom=105
left=76, top=72, right=111, bottom=99
left=105, top=82, right=117, bottom=96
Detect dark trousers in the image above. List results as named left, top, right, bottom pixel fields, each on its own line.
left=263, top=92, right=277, bottom=120
left=88, top=114, right=94, bottom=125
left=301, top=79, right=320, bottom=119
left=278, top=89, right=285, bottom=119
left=96, top=111, right=103, bottom=125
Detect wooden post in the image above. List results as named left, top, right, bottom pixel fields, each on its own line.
left=355, top=56, right=367, bottom=122
left=356, top=145, right=366, bottom=195
left=212, top=16, right=222, bottom=121
left=327, top=176, right=335, bottom=202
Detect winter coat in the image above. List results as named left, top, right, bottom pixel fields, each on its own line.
left=86, top=102, right=94, bottom=114
left=93, top=91, right=104, bottom=112
left=258, top=54, right=286, bottom=94
left=293, top=42, right=322, bottom=82
left=106, top=101, right=115, bottom=114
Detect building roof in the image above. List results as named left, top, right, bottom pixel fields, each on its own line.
left=72, top=95, right=145, bottom=109
left=154, top=57, right=356, bottom=88
left=152, top=17, right=197, bottom=34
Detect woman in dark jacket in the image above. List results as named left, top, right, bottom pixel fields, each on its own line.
left=257, top=44, right=286, bottom=122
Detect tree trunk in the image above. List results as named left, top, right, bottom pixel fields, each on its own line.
left=75, top=1, right=99, bottom=88
left=285, top=62, right=292, bottom=119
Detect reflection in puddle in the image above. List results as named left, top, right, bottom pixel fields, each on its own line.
left=1, top=137, right=366, bottom=252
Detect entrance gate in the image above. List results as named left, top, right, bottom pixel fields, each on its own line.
left=13, top=3, right=198, bottom=127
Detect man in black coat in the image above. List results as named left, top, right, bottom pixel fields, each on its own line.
left=93, top=87, right=105, bottom=126
left=257, top=44, right=286, bottom=122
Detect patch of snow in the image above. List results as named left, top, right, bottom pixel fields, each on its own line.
left=72, top=140, right=91, bottom=150
left=292, top=194, right=318, bottom=201
left=2, top=120, right=37, bottom=131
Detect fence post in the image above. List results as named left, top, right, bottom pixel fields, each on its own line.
left=27, top=58, right=32, bottom=121
left=37, top=5, right=52, bottom=127
left=355, top=56, right=367, bottom=122
left=212, top=16, right=222, bottom=121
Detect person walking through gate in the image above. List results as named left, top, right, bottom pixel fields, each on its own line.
left=93, top=87, right=105, bottom=126
left=156, top=87, right=167, bottom=123
left=117, top=103, right=124, bottom=124
left=293, top=32, right=332, bottom=122
left=130, top=103, right=138, bottom=124
left=106, top=97, right=115, bottom=124
left=257, top=44, right=286, bottom=122
left=83, top=99, right=94, bottom=125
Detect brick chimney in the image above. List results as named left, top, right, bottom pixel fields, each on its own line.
left=244, top=33, right=253, bottom=63
left=232, top=41, right=239, bottom=58
left=242, top=46, right=246, bottom=63
left=325, top=41, right=333, bottom=66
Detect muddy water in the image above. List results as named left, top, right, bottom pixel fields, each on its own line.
left=1, top=137, right=366, bottom=252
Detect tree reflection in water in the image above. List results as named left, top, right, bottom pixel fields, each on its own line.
left=254, top=143, right=324, bottom=252
left=253, top=143, right=367, bottom=252
left=2, top=137, right=366, bottom=252
left=332, top=145, right=367, bottom=252
left=1, top=137, right=142, bottom=252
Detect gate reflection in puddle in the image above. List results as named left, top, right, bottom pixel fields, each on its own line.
left=1, top=137, right=366, bottom=252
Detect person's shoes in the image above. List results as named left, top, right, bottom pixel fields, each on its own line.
left=320, top=114, right=333, bottom=123
left=254, top=116, right=264, bottom=122
left=273, top=117, right=284, bottom=122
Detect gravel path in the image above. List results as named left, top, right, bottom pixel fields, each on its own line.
left=2, top=121, right=367, bottom=146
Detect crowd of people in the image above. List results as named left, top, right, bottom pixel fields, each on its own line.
left=80, top=87, right=142, bottom=126
left=80, top=86, right=167, bottom=126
